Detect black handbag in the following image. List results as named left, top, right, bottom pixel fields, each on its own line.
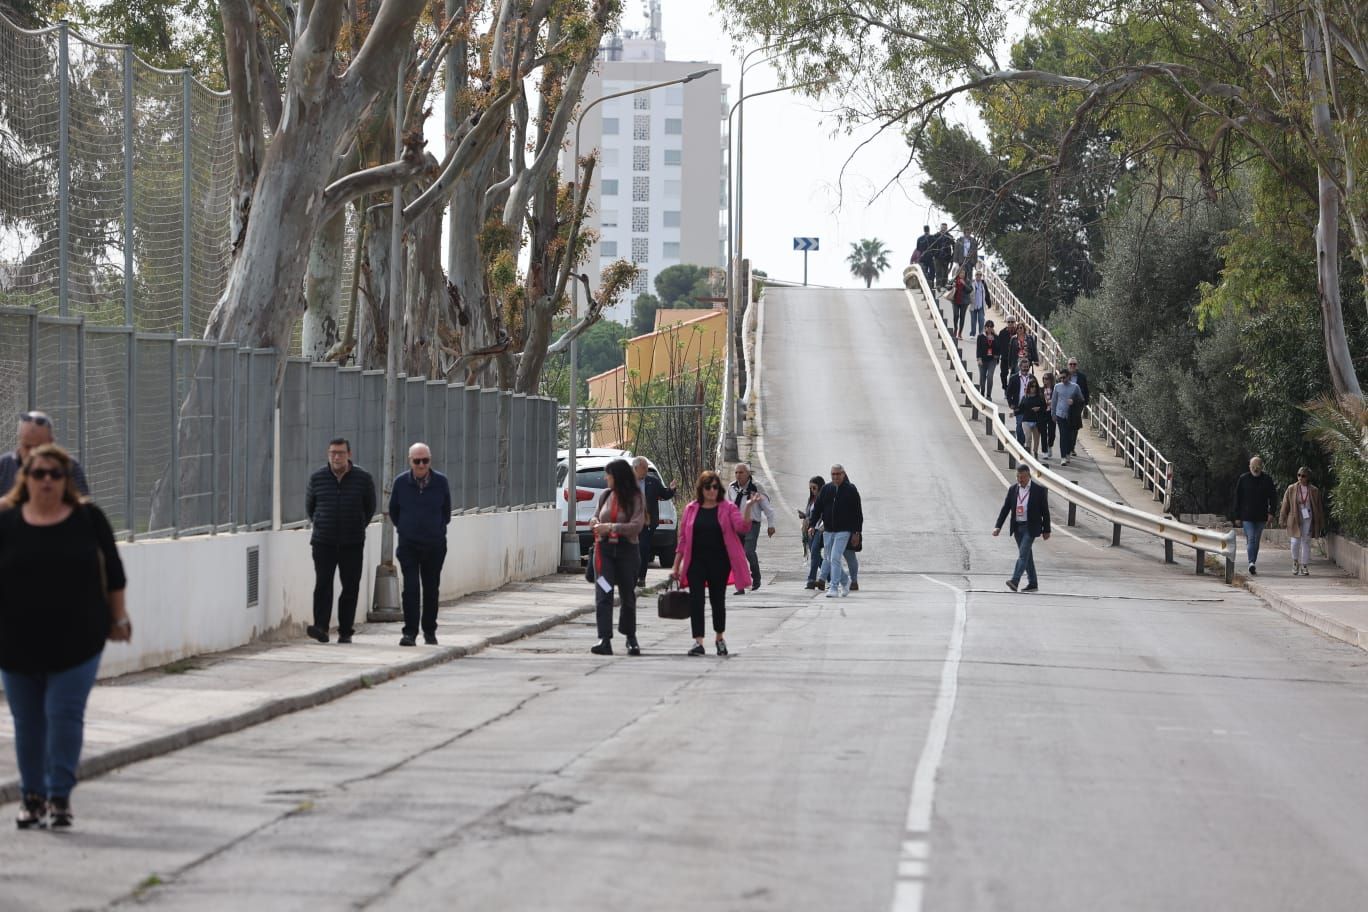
left=849, top=531, right=863, bottom=552
left=657, top=580, right=691, bottom=620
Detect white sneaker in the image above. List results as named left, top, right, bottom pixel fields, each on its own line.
left=839, top=585, right=850, bottom=598
left=1293, top=561, right=1301, bottom=575
left=825, top=588, right=840, bottom=598
left=1060, top=458, right=1070, bottom=466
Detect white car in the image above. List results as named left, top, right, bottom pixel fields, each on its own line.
left=556, top=448, right=678, bottom=566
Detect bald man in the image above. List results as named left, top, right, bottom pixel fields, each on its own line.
left=0, top=411, right=89, bottom=497
left=388, top=442, right=452, bottom=647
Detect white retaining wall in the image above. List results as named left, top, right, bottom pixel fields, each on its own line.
left=99, top=508, right=562, bottom=678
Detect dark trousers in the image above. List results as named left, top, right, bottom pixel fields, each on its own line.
left=1056, top=416, right=1077, bottom=458
left=1012, top=529, right=1038, bottom=587
left=934, top=258, right=949, bottom=290
left=637, top=524, right=656, bottom=582
left=687, top=552, right=730, bottom=639
left=1042, top=412, right=1056, bottom=452
left=312, top=542, right=365, bottom=636
left=952, top=299, right=968, bottom=336
left=920, top=260, right=934, bottom=288
left=397, top=539, right=447, bottom=638
left=594, top=541, right=640, bottom=641
left=978, top=358, right=997, bottom=397
left=742, top=520, right=761, bottom=589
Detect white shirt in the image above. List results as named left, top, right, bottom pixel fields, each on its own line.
left=971, top=279, right=987, bottom=311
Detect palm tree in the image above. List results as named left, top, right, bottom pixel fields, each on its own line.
left=846, top=239, right=891, bottom=288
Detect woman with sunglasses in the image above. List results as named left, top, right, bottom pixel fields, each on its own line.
left=1017, top=379, right=1047, bottom=460
left=0, top=444, right=130, bottom=829
left=672, top=470, right=750, bottom=655
left=588, top=459, right=645, bottom=656
left=1279, top=467, right=1325, bottom=576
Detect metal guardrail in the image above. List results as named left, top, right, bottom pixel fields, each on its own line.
left=979, top=268, right=1175, bottom=512
left=906, top=267, right=1236, bottom=582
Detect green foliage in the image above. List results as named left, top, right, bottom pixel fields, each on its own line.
left=1303, top=396, right=1368, bottom=540
left=653, top=264, right=720, bottom=309
left=631, top=293, right=661, bottom=336
left=845, top=239, right=890, bottom=288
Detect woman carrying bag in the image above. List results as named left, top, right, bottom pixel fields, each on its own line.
left=588, top=459, right=645, bottom=656
left=672, top=470, right=751, bottom=656
left=1279, top=466, right=1325, bottom=576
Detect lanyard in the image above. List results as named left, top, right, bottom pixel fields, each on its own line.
left=593, top=496, right=620, bottom=576
left=1017, top=485, right=1030, bottom=515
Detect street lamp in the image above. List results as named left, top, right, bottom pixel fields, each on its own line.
left=562, top=66, right=719, bottom=568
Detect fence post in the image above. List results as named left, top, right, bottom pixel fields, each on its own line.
left=1067, top=501, right=1077, bottom=527
left=57, top=22, right=70, bottom=317
left=181, top=70, right=193, bottom=337
left=1195, top=549, right=1206, bottom=575
left=211, top=343, right=219, bottom=533
left=126, top=332, right=137, bottom=541
left=170, top=342, right=180, bottom=536
left=1164, top=539, right=1174, bottom=564
left=76, top=324, right=87, bottom=462
left=122, top=47, right=135, bottom=326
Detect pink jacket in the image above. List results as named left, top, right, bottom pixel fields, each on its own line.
left=675, top=500, right=752, bottom=590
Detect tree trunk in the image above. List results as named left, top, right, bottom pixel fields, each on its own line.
left=404, top=198, right=444, bottom=378
left=301, top=206, right=347, bottom=360
left=359, top=202, right=394, bottom=370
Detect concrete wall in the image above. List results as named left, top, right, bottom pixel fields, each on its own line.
left=1328, top=534, right=1368, bottom=583
left=98, top=508, right=561, bottom=679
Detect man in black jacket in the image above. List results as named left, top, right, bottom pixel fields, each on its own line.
left=996, top=317, right=1018, bottom=394
left=1066, top=357, right=1090, bottom=404
left=930, top=222, right=954, bottom=291
left=915, top=226, right=935, bottom=288
left=632, top=456, right=676, bottom=587
left=812, top=464, right=863, bottom=597
left=994, top=464, right=1051, bottom=592
left=1232, top=455, right=1278, bottom=575
left=305, top=438, right=377, bottom=643
left=390, top=442, right=451, bottom=646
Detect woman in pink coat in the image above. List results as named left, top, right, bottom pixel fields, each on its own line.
left=671, top=469, right=752, bottom=656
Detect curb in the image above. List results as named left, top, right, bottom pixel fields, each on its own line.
left=1235, top=574, right=1367, bottom=652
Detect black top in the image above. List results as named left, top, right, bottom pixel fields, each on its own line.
left=0, top=450, right=90, bottom=498
left=811, top=480, right=863, bottom=533
left=1071, top=369, right=1090, bottom=404
left=388, top=470, right=452, bottom=545
left=691, top=503, right=723, bottom=556
left=306, top=463, right=377, bottom=546
left=642, top=474, right=677, bottom=527
left=996, top=482, right=1051, bottom=537
left=1232, top=471, right=1279, bottom=522
left=1018, top=393, right=1048, bottom=424
left=0, top=503, right=126, bottom=673
left=976, top=333, right=997, bottom=360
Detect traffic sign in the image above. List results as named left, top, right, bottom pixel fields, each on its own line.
left=793, top=237, right=820, bottom=251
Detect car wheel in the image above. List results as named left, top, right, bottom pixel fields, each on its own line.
left=655, top=546, right=675, bottom=568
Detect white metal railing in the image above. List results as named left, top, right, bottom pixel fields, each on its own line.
left=979, top=268, right=1175, bottom=511
left=905, top=266, right=1235, bottom=581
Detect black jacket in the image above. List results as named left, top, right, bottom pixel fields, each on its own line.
left=1071, top=369, right=1091, bottom=404
left=1018, top=393, right=1048, bottom=424
left=641, top=474, right=676, bottom=527
left=1232, top=471, right=1278, bottom=523
left=996, top=328, right=1018, bottom=369
left=389, top=470, right=451, bottom=546
left=812, top=480, right=863, bottom=534
left=915, top=233, right=933, bottom=255
left=996, top=481, right=1051, bottom=537
left=976, top=332, right=998, bottom=361
left=1006, top=371, right=1036, bottom=410
left=306, top=462, right=377, bottom=546
left=930, top=231, right=953, bottom=262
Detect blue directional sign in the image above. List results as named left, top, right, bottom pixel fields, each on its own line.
left=793, top=237, right=820, bottom=251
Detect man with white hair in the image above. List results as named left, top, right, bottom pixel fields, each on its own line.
left=1232, top=455, right=1278, bottom=575
left=631, top=456, right=676, bottom=587
left=0, top=411, right=89, bottom=497
left=728, top=463, right=776, bottom=593
left=388, top=442, right=452, bottom=647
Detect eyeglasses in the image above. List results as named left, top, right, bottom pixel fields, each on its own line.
left=703, top=482, right=721, bottom=490
left=28, top=467, right=65, bottom=481
left=411, top=457, right=430, bottom=465
left=19, top=412, right=50, bottom=427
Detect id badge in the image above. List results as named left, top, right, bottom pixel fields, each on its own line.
left=1301, top=506, right=1311, bottom=520
left=1016, top=505, right=1026, bottom=520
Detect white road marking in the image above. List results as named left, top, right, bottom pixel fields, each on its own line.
left=751, top=289, right=797, bottom=523
left=891, top=574, right=969, bottom=912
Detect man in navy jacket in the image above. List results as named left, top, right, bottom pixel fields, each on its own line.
left=389, top=442, right=452, bottom=646
left=993, top=464, right=1051, bottom=592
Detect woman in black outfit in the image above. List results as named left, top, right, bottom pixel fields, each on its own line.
left=588, top=459, right=645, bottom=656
left=671, top=470, right=751, bottom=656
left=0, top=444, right=131, bottom=829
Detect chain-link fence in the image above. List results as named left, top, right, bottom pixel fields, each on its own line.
left=0, top=306, right=558, bottom=539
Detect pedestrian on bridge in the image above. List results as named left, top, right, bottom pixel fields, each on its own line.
left=997, top=318, right=1018, bottom=394
left=729, top=464, right=776, bottom=594
left=948, top=273, right=969, bottom=340
left=1052, top=369, right=1084, bottom=466
left=931, top=222, right=953, bottom=291
left=994, top=463, right=1051, bottom=592
left=915, top=226, right=935, bottom=289
left=1279, top=467, right=1325, bottom=577
left=1040, top=372, right=1057, bottom=461
left=588, top=459, right=645, bottom=656
left=812, top=465, right=863, bottom=598
left=969, top=273, right=991, bottom=338
left=976, top=319, right=999, bottom=399
left=1232, top=455, right=1278, bottom=575
left=306, top=438, right=377, bottom=644
left=389, top=442, right=451, bottom=647
left=1017, top=379, right=1048, bottom=459
left=1006, top=358, right=1036, bottom=445
left=954, top=230, right=979, bottom=282
left=672, top=470, right=749, bottom=656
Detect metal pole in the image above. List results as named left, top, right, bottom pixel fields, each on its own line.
left=124, top=330, right=135, bottom=540
left=170, top=342, right=180, bottom=536
left=181, top=70, right=193, bottom=337
left=803, top=250, right=808, bottom=286
left=122, top=47, right=134, bottom=327
left=57, top=22, right=70, bottom=317
left=371, top=51, right=407, bottom=621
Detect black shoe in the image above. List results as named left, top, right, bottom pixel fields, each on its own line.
left=1005, top=579, right=1019, bottom=592
left=751, top=581, right=761, bottom=591
left=805, top=581, right=817, bottom=590
left=716, top=638, right=729, bottom=657
left=15, top=792, right=45, bottom=830
left=1023, top=583, right=1039, bottom=592
left=399, top=635, right=416, bottom=647
left=47, top=797, right=72, bottom=829
left=815, top=579, right=826, bottom=591
left=849, top=581, right=859, bottom=592
left=424, top=633, right=438, bottom=645
left=336, top=633, right=352, bottom=644
left=591, top=639, right=613, bottom=656
left=733, top=589, right=746, bottom=596
left=1249, top=564, right=1258, bottom=576
left=636, top=577, right=647, bottom=587
left=625, top=636, right=641, bottom=656
left=306, top=625, right=329, bottom=643
left=687, top=643, right=705, bottom=656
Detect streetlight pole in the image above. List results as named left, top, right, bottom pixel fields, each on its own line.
left=562, top=66, right=719, bottom=569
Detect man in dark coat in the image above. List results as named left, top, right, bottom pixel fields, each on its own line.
left=914, top=226, right=935, bottom=288
left=305, top=438, right=377, bottom=643
left=930, top=222, right=954, bottom=290
left=1066, top=357, right=1090, bottom=404
left=632, top=456, right=676, bottom=586
left=994, top=464, right=1051, bottom=591
left=811, top=464, right=863, bottom=597
left=390, top=442, right=452, bottom=646
left=996, top=317, right=1018, bottom=394
left=0, top=411, right=89, bottom=497
left=1231, top=455, right=1278, bottom=575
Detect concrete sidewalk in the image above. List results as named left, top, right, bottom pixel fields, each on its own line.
left=0, top=568, right=666, bottom=802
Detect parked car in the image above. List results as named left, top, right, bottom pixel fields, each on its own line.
left=556, top=448, right=677, bottom=567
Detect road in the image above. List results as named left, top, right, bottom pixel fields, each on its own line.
left=7, top=286, right=1368, bottom=911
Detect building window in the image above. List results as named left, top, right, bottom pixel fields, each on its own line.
left=602, top=209, right=618, bottom=228
left=634, top=93, right=650, bottom=110
left=632, top=271, right=649, bottom=294
left=632, top=207, right=649, bottom=232
left=633, top=145, right=649, bottom=171
left=601, top=240, right=618, bottom=257
left=664, top=180, right=681, bottom=199
left=663, top=210, right=681, bottom=228
left=664, top=118, right=683, bottom=135
left=603, top=148, right=619, bottom=167
left=603, top=117, right=619, bottom=135
left=631, top=238, right=649, bottom=263
left=666, top=86, right=684, bottom=106
left=602, top=179, right=618, bottom=196
left=632, top=176, right=650, bottom=202
left=663, top=241, right=680, bottom=258
left=663, top=149, right=682, bottom=166
left=633, top=115, right=650, bottom=141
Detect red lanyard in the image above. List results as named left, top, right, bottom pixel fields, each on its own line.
left=594, top=496, right=620, bottom=577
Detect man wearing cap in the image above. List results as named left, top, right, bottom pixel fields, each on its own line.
left=993, top=464, right=1051, bottom=592
left=976, top=319, right=999, bottom=398
left=0, top=411, right=90, bottom=496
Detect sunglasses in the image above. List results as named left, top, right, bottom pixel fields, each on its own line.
left=703, top=482, right=721, bottom=490
left=28, top=467, right=65, bottom=481
left=411, top=457, right=430, bottom=465
left=19, top=412, right=50, bottom=427
left=1298, top=473, right=1309, bottom=478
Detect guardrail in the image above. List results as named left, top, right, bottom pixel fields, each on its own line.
left=979, top=268, right=1176, bottom=511
left=906, top=266, right=1235, bottom=582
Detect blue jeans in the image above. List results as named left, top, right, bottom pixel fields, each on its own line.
left=1242, top=521, right=1265, bottom=565
left=969, top=307, right=985, bottom=337
left=845, top=547, right=859, bottom=583
left=807, top=534, right=824, bottom=582
left=1012, top=529, right=1038, bottom=587
left=821, top=531, right=852, bottom=589
left=2, top=652, right=103, bottom=799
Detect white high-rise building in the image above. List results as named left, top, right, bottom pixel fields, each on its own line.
left=565, top=2, right=727, bottom=325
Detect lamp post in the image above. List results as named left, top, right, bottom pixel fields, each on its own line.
left=562, top=66, right=719, bottom=568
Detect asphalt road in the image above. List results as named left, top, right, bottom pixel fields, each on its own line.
left=6, top=287, right=1368, bottom=911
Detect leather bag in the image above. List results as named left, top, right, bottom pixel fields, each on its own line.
left=657, top=580, right=691, bottom=620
